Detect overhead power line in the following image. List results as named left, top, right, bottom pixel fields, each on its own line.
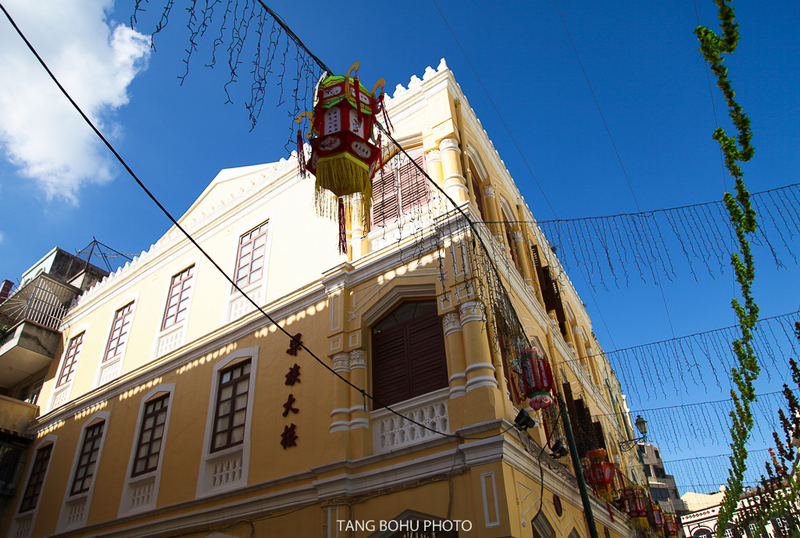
left=0, top=2, right=515, bottom=443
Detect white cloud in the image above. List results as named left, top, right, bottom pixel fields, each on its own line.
left=0, top=0, right=150, bottom=202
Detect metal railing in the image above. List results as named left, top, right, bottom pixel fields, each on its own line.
left=0, top=274, right=79, bottom=331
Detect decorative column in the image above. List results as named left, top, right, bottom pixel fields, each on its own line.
left=348, top=349, right=368, bottom=429
left=351, top=196, right=365, bottom=259
left=426, top=149, right=443, bottom=186
left=442, top=313, right=466, bottom=398
left=459, top=301, right=497, bottom=392
left=439, top=137, right=468, bottom=202
left=482, top=185, right=504, bottom=243
left=330, top=352, right=351, bottom=432
left=512, top=230, right=536, bottom=290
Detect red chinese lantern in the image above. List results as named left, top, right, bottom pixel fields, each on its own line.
left=519, top=347, right=555, bottom=410
left=652, top=503, right=665, bottom=527
left=299, top=62, right=387, bottom=254
left=665, top=513, right=679, bottom=537
left=586, top=449, right=615, bottom=502
left=622, top=485, right=650, bottom=529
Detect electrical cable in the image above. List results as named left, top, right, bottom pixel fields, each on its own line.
left=0, top=2, right=509, bottom=444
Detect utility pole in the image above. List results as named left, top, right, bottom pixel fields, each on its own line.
left=557, top=392, right=600, bottom=538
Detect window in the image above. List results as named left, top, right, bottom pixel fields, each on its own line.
left=104, top=303, right=134, bottom=362
left=471, top=177, right=485, bottom=220
left=234, top=223, right=268, bottom=289
left=58, top=333, right=84, bottom=387
left=19, top=444, right=52, bottom=513
left=211, top=360, right=251, bottom=452
left=132, top=394, right=169, bottom=476
left=651, top=487, right=670, bottom=502
left=162, top=266, right=194, bottom=329
left=371, top=152, right=428, bottom=228
left=19, top=378, right=44, bottom=405
left=197, top=348, right=258, bottom=497
left=371, top=301, right=447, bottom=408
left=71, top=421, right=104, bottom=495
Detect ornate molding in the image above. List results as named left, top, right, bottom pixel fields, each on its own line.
left=439, top=137, right=460, bottom=153
left=349, top=349, right=366, bottom=369
left=426, top=149, right=441, bottom=163
left=483, top=185, right=495, bottom=198
left=459, top=301, right=485, bottom=324
left=332, top=352, right=350, bottom=372
left=442, top=312, right=462, bottom=336
left=512, top=231, right=524, bottom=243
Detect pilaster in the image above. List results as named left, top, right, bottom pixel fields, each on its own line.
left=439, top=137, right=468, bottom=202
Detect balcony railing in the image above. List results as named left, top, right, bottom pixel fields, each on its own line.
left=0, top=274, right=79, bottom=332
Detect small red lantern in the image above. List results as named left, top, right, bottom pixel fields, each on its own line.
left=586, top=449, right=615, bottom=502
left=652, top=503, right=665, bottom=527
left=622, top=485, right=650, bottom=529
left=299, top=62, right=387, bottom=254
left=519, top=347, right=555, bottom=410
left=665, top=513, right=679, bottom=537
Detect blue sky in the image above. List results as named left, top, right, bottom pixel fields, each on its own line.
left=1, top=0, right=799, bottom=494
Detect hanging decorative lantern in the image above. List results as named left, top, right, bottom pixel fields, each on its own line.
left=519, top=347, right=555, bottom=410
left=298, top=62, right=388, bottom=254
left=622, top=485, right=650, bottom=529
left=649, top=500, right=666, bottom=537
left=586, top=449, right=615, bottom=502
left=664, top=513, right=679, bottom=537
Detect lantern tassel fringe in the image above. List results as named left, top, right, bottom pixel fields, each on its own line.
left=313, top=159, right=373, bottom=219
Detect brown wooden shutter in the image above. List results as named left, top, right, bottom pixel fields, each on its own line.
left=406, top=309, right=448, bottom=398
left=399, top=155, right=429, bottom=214
left=372, top=305, right=447, bottom=408
left=372, top=168, right=400, bottom=227
left=372, top=323, right=409, bottom=407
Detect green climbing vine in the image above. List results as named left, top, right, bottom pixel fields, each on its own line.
left=737, top=324, right=800, bottom=536
left=694, top=2, right=759, bottom=536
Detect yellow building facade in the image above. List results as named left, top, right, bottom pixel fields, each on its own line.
left=1, top=60, right=643, bottom=538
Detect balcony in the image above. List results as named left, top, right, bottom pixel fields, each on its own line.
left=0, top=394, right=36, bottom=496
left=0, top=274, right=80, bottom=389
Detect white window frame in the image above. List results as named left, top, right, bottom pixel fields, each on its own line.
left=93, top=294, right=139, bottom=388
left=57, top=411, right=110, bottom=532
left=11, top=435, right=57, bottom=538
left=118, top=384, right=176, bottom=517
left=196, top=347, right=259, bottom=498
left=49, top=324, right=90, bottom=413
left=151, top=257, right=200, bottom=360
left=224, top=217, right=273, bottom=324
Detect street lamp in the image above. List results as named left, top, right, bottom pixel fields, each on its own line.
left=619, top=415, right=648, bottom=452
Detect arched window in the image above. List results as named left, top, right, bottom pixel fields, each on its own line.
left=371, top=301, right=448, bottom=408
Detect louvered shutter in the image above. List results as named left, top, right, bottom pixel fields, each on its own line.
left=399, top=155, right=429, bottom=214
left=372, top=304, right=448, bottom=408
left=406, top=309, right=448, bottom=398
left=372, top=323, right=409, bottom=407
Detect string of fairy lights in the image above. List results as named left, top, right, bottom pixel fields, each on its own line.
left=6, top=0, right=799, bottom=501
